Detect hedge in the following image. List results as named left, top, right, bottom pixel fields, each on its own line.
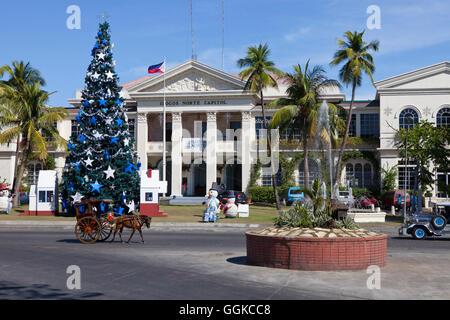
left=248, top=186, right=276, bottom=204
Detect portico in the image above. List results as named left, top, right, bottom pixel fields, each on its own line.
left=124, top=60, right=258, bottom=197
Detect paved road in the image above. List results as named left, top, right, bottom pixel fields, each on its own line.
left=0, top=227, right=449, bottom=300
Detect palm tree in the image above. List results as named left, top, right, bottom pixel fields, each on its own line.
left=237, top=43, right=284, bottom=210
left=0, top=81, right=68, bottom=206
left=268, top=61, right=343, bottom=189
left=330, top=30, right=379, bottom=188
left=0, top=61, right=47, bottom=193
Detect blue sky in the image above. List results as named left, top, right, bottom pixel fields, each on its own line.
left=1, top=0, right=450, bottom=107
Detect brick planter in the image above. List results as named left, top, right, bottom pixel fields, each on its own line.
left=246, top=230, right=387, bottom=271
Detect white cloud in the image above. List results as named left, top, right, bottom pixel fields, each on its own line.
left=284, top=27, right=311, bottom=42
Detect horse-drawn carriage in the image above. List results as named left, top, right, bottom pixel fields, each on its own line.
left=74, top=199, right=115, bottom=244
left=73, top=198, right=151, bottom=244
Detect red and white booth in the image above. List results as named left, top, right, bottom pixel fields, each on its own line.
left=140, top=169, right=168, bottom=217
left=23, top=170, right=58, bottom=216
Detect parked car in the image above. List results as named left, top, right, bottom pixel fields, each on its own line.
left=336, top=190, right=353, bottom=207
left=356, top=195, right=379, bottom=208
left=281, top=187, right=304, bottom=206
left=217, top=190, right=248, bottom=205
left=381, top=190, right=410, bottom=211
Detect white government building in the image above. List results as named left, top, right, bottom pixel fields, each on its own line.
left=0, top=60, right=449, bottom=201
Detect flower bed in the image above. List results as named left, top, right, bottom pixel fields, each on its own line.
left=246, top=227, right=387, bottom=271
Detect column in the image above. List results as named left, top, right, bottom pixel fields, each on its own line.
left=171, top=112, right=183, bottom=197
left=136, top=113, right=148, bottom=171
left=206, top=112, right=217, bottom=190
left=241, top=111, right=252, bottom=192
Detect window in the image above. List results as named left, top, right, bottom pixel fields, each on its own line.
left=262, top=165, right=281, bottom=187
left=363, top=164, right=373, bottom=188
left=128, top=119, right=136, bottom=139
left=145, top=192, right=153, bottom=202
left=47, top=191, right=54, bottom=202
left=360, top=114, right=379, bottom=138
left=399, top=108, right=419, bottom=130
left=280, top=128, right=301, bottom=140
left=298, top=159, right=320, bottom=187
left=398, top=161, right=416, bottom=191
left=255, top=116, right=271, bottom=139
left=71, top=120, right=81, bottom=137
left=437, top=107, right=450, bottom=127
left=345, top=163, right=354, bottom=186
left=436, top=168, right=449, bottom=198
left=354, top=164, right=363, bottom=188
left=349, top=114, right=357, bottom=137
left=27, top=163, right=42, bottom=185
left=39, top=191, right=46, bottom=203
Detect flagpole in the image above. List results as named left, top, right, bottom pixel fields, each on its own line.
left=163, top=57, right=167, bottom=198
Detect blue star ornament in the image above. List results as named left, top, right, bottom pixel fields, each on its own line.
left=90, top=117, right=97, bottom=125
left=99, top=99, right=107, bottom=106
left=83, top=100, right=90, bottom=107
left=116, top=98, right=121, bottom=105
left=111, top=137, right=119, bottom=144
left=98, top=31, right=103, bottom=36
left=100, top=202, right=106, bottom=212
left=105, top=150, right=110, bottom=160
left=79, top=134, right=86, bottom=143
left=90, top=180, right=103, bottom=193
left=117, top=206, right=124, bottom=216
left=102, top=39, right=107, bottom=44
left=125, top=163, right=133, bottom=173
left=68, top=142, right=72, bottom=150
left=115, top=118, right=123, bottom=126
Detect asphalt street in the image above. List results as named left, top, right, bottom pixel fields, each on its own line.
left=0, top=227, right=449, bottom=300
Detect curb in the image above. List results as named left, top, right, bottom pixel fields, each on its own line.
left=0, top=220, right=264, bottom=231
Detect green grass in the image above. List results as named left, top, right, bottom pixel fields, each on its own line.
left=0, top=203, right=282, bottom=224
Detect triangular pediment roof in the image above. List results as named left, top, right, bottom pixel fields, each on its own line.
left=125, top=60, right=246, bottom=94
left=375, top=61, right=450, bottom=91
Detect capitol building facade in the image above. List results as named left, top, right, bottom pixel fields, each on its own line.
left=0, top=60, right=448, bottom=201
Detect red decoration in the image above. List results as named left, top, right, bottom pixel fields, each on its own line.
left=147, top=169, right=152, bottom=178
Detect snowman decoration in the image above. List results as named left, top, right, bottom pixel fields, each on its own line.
left=0, top=183, right=10, bottom=214
left=203, top=187, right=220, bottom=222
left=223, top=191, right=238, bottom=218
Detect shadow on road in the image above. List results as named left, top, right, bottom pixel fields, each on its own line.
left=0, top=281, right=103, bottom=300
left=226, top=256, right=248, bottom=266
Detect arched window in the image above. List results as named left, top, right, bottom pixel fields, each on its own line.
left=354, top=164, right=363, bottom=188
left=298, top=159, right=320, bottom=187
left=399, top=108, right=419, bottom=130
left=437, top=107, right=450, bottom=127
left=363, top=164, right=372, bottom=188
left=345, top=163, right=354, bottom=186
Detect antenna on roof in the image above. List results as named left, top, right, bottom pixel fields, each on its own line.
left=191, top=0, right=195, bottom=60
left=222, top=0, right=225, bottom=70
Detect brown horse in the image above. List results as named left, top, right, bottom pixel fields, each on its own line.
left=111, top=215, right=152, bottom=243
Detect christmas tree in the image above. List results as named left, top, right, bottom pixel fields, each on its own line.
left=62, top=21, right=141, bottom=216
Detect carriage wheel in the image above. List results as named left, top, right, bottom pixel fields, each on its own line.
left=75, top=217, right=101, bottom=244
left=98, top=218, right=113, bottom=242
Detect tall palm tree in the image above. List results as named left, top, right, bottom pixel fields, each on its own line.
left=0, top=61, right=46, bottom=193
left=0, top=81, right=68, bottom=206
left=268, top=61, right=343, bottom=189
left=237, top=43, right=284, bottom=210
left=330, top=30, right=379, bottom=189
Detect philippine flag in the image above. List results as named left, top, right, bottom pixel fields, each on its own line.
left=148, top=62, right=165, bottom=74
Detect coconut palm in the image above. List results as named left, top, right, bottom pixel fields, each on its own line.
left=0, top=81, right=68, bottom=206
left=268, top=61, right=344, bottom=189
left=0, top=61, right=47, bottom=193
left=330, top=30, right=379, bottom=187
left=237, top=43, right=284, bottom=210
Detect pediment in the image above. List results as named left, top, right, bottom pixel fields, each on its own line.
left=375, top=61, right=450, bottom=90
left=127, top=60, right=245, bottom=94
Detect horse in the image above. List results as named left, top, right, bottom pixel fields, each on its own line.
left=111, top=215, right=152, bottom=243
